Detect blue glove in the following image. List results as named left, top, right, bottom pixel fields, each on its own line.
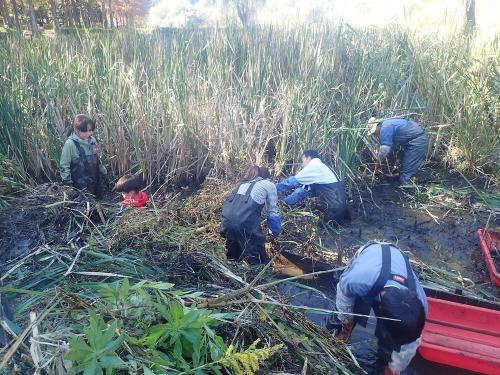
left=267, top=212, right=282, bottom=237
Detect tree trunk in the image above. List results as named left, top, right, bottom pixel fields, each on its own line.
left=81, top=6, right=90, bottom=27
left=70, top=0, right=81, bottom=27
left=62, top=0, right=73, bottom=27
left=108, top=0, right=113, bottom=27
left=0, top=0, right=13, bottom=28
left=26, top=0, right=38, bottom=33
left=100, top=0, right=107, bottom=28
left=84, top=0, right=92, bottom=27
left=50, top=0, right=60, bottom=33
left=465, top=0, right=476, bottom=32
left=10, top=0, right=20, bottom=30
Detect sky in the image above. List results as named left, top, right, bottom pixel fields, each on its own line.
left=148, top=0, right=499, bottom=36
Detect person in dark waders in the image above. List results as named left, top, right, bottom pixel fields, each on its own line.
left=60, top=114, right=107, bottom=198
left=368, top=117, right=428, bottom=186
left=220, top=166, right=282, bottom=265
left=335, top=241, right=427, bottom=375
left=275, top=150, right=349, bottom=224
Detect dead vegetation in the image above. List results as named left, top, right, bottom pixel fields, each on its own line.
left=0, top=179, right=497, bottom=374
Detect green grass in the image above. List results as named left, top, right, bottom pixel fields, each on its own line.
left=0, top=25, right=498, bottom=185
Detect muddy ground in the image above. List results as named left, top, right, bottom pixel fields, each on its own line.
left=317, top=167, right=499, bottom=295
left=277, top=167, right=498, bottom=375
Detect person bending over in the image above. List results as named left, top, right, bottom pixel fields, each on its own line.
left=220, top=166, right=281, bottom=265
left=336, top=241, right=427, bottom=375
left=115, top=174, right=149, bottom=209
left=369, top=117, right=428, bottom=185
left=275, top=150, right=348, bottom=223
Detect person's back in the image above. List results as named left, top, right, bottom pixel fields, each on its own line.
left=276, top=150, right=348, bottom=223
left=222, top=178, right=266, bottom=230
left=336, top=241, right=427, bottom=375
left=370, top=117, right=428, bottom=185
left=337, top=242, right=427, bottom=312
left=379, top=118, right=425, bottom=147
left=220, top=166, right=281, bottom=264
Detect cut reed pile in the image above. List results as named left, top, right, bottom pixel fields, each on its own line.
left=1, top=179, right=497, bottom=374
left=0, top=183, right=359, bottom=374
left=0, top=25, right=498, bottom=187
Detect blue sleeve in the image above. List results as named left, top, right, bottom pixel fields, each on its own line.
left=283, top=187, right=309, bottom=205
left=275, top=176, right=300, bottom=193
left=267, top=212, right=282, bottom=237
left=379, top=121, right=395, bottom=147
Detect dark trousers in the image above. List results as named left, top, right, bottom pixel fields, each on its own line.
left=400, top=134, right=428, bottom=184
left=225, top=229, right=268, bottom=265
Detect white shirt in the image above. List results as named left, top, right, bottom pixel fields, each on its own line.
left=294, top=158, right=340, bottom=185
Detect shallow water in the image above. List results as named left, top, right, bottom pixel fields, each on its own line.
left=277, top=281, right=480, bottom=375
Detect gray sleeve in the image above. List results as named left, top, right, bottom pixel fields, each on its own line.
left=335, top=255, right=378, bottom=322
left=335, top=282, right=356, bottom=323
left=264, top=181, right=279, bottom=216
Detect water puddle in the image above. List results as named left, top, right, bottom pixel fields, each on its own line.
left=272, top=252, right=480, bottom=375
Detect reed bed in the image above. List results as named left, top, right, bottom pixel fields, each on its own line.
left=0, top=25, right=498, bottom=187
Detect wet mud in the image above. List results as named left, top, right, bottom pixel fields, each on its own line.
left=325, top=172, right=499, bottom=292
left=275, top=168, right=498, bottom=375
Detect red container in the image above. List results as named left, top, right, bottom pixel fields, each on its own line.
left=477, top=229, right=500, bottom=286
left=419, top=297, right=500, bottom=374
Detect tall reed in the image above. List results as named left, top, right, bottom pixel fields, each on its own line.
left=0, top=25, right=497, bottom=185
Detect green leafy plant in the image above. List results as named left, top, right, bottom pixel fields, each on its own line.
left=65, top=311, right=126, bottom=375
left=140, top=301, right=224, bottom=369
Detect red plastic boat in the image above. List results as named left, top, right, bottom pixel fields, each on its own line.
left=477, top=229, right=500, bottom=286
left=419, top=297, right=500, bottom=374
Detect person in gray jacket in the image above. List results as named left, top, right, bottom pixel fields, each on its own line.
left=369, top=117, right=428, bottom=185
left=220, top=166, right=282, bottom=265
left=335, top=241, right=427, bottom=375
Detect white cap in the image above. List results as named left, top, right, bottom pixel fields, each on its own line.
left=367, top=117, right=379, bottom=134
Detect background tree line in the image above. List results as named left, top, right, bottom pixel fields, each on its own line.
left=0, top=0, right=150, bottom=33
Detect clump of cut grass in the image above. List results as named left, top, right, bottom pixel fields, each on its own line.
left=0, top=183, right=360, bottom=374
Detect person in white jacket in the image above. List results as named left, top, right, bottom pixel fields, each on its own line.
left=275, top=150, right=348, bottom=223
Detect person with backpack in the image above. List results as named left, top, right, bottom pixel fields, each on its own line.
left=220, top=166, right=281, bottom=265
left=275, top=150, right=348, bottom=223
left=60, top=114, right=107, bottom=197
left=335, top=241, right=428, bottom=375
left=368, top=117, right=428, bottom=185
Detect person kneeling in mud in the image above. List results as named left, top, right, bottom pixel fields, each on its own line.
left=220, top=166, right=281, bottom=265
left=368, top=117, right=428, bottom=186
left=60, top=114, right=107, bottom=198
left=275, top=150, right=348, bottom=224
left=335, top=241, right=427, bottom=375
left=115, top=174, right=149, bottom=209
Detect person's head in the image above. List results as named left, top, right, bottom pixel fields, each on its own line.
left=73, top=114, right=96, bottom=140
left=301, top=149, right=320, bottom=167
left=241, top=165, right=270, bottom=183
left=115, top=174, right=144, bottom=199
left=368, top=117, right=381, bottom=138
left=378, top=287, right=426, bottom=346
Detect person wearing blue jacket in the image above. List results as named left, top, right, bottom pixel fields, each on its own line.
left=275, top=150, right=348, bottom=223
left=369, top=117, right=428, bottom=185
left=220, top=166, right=281, bottom=265
left=335, top=241, right=427, bottom=375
